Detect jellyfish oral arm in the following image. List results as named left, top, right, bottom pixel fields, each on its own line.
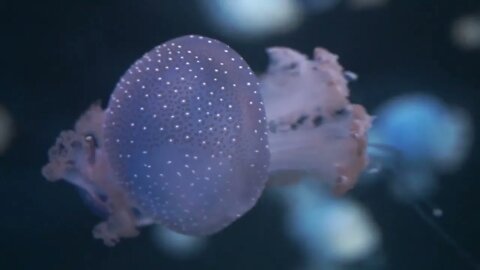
left=42, top=104, right=149, bottom=246
left=266, top=106, right=370, bottom=194
left=261, top=47, right=372, bottom=194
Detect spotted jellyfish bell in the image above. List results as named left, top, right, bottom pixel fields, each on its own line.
left=42, top=35, right=270, bottom=246
left=261, top=47, right=372, bottom=194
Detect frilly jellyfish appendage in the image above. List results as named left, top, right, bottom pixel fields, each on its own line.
left=42, top=35, right=270, bottom=245
left=261, top=47, right=372, bottom=194
left=42, top=104, right=151, bottom=246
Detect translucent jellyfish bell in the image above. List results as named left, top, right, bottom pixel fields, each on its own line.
left=201, top=0, right=304, bottom=40
left=261, top=47, right=372, bottom=194
left=451, top=14, right=480, bottom=51
left=42, top=35, right=270, bottom=245
left=278, top=180, right=381, bottom=268
left=151, top=226, right=207, bottom=259
left=104, top=36, right=270, bottom=236
left=368, top=94, right=473, bottom=199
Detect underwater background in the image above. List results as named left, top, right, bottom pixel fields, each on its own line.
left=1, top=0, right=479, bottom=269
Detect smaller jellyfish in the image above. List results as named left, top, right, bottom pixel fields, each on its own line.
left=0, top=104, right=14, bottom=155
left=368, top=94, right=473, bottom=199
left=276, top=179, right=381, bottom=269
left=42, top=35, right=270, bottom=245
left=451, top=14, right=480, bottom=51
left=151, top=226, right=207, bottom=259
left=261, top=46, right=372, bottom=194
left=200, top=0, right=303, bottom=40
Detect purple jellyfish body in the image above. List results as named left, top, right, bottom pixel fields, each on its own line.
left=105, top=35, right=270, bottom=234
left=42, top=35, right=371, bottom=246
left=43, top=35, right=270, bottom=245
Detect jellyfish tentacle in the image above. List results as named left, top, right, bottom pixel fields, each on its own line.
left=262, top=47, right=372, bottom=194
left=42, top=104, right=149, bottom=246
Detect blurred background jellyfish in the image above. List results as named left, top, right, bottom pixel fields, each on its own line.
left=151, top=226, right=207, bottom=259
left=451, top=14, right=480, bottom=51
left=276, top=180, right=381, bottom=270
left=368, top=94, right=473, bottom=200
left=200, top=0, right=304, bottom=40
left=0, top=104, right=14, bottom=155
left=199, top=0, right=392, bottom=41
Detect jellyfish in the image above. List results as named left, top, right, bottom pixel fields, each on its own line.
left=151, top=226, right=207, bottom=259
left=261, top=47, right=372, bottom=194
left=200, top=0, right=304, bottom=40
left=451, top=14, right=480, bottom=51
left=368, top=94, right=473, bottom=200
left=42, top=35, right=270, bottom=246
left=42, top=35, right=372, bottom=246
left=274, top=179, right=381, bottom=270
left=363, top=94, right=478, bottom=269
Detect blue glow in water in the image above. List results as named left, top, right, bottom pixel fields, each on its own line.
left=368, top=94, right=472, bottom=198
left=278, top=181, right=381, bottom=267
